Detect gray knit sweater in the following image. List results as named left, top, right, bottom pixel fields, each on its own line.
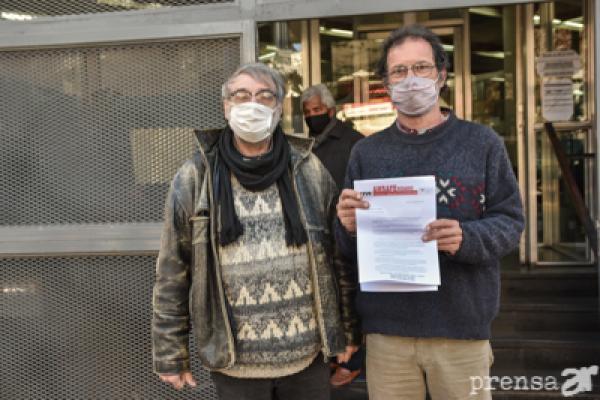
left=218, top=177, right=320, bottom=378
left=335, top=112, right=525, bottom=340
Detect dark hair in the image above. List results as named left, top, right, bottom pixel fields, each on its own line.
left=376, top=24, right=449, bottom=83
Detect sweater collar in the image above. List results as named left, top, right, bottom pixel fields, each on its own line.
left=396, top=111, right=450, bottom=135
left=389, top=109, right=457, bottom=144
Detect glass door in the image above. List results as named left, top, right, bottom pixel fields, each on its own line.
left=524, top=0, right=596, bottom=265
left=316, top=14, right=465, bottom=135
left=257, top=12, right=469, bottom=137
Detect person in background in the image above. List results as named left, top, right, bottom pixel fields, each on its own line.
left=152, top=63, right=359, bottom=400
left=301, top=84, right=365, bottom=387
left=335, top=25, right=524, bottom=400
left=301, top=84, right=363, bottom=190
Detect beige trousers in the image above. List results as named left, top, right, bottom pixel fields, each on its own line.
left=366, top=334, right=494, bottom=400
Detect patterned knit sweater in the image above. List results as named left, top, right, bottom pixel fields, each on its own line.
left=217, top=176, right=321, bottom=378
left=336, top=112, right=525, bottom=340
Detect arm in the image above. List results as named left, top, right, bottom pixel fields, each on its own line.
left=328, top=192, right=361, bottom=348
left=325, top=179, right=361, bottom=363
left=452, top=134, right=525, bottom=264
left=152, top=170, right=193, bottom=376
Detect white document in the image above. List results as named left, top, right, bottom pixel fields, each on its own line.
left=541, top=78, right=574, bottom=122
left=536, top=49, right=581, bottom=77
left=354, top=176, right=440, bottom=292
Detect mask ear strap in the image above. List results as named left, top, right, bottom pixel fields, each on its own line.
left=437, top=69, right=449, bottom=84
left=270, top=104, right=283, bottom=134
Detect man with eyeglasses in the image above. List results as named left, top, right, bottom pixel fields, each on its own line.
left=335, top=25, right=524, bottom=400
left=152, top=63, right=359, bottom=400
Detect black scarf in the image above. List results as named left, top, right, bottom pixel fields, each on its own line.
left=214, top=126, right=308, bottom=247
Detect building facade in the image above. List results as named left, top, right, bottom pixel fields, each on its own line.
left=0, top=1, right=598, bottom=398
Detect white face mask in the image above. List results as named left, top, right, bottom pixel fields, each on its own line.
left=228, top=102, right=281, bottom=143
left=390, top=76, right=440, bottom=116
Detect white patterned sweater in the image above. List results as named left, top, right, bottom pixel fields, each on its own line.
left=217, top=176, right=320, bottom=378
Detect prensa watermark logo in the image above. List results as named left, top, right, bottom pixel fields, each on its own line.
left=470, top=365, right=599, bottom=397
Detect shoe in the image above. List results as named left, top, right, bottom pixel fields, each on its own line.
left=330, top=367, right=361, bottom=387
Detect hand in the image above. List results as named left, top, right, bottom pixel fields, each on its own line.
left=159, top=371, right=197, bottom=390
left=337, top=189, right=369, bottom=234
left=336, top=345, right=359, bottom=364
left=422, top=219, right=463, bottom=255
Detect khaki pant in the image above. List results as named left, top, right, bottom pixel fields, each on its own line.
left=366, top=334, right=494, bottom=400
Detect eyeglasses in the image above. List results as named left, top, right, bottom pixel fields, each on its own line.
left=388, top=63, right=436, bottom=81
left=228, top=88, right=277, bottom=107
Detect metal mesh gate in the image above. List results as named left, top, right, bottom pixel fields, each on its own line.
left=1, top=1, right=233, bottom=19
left=0, top=256, right=215, bottom=400
left=0, top=34, right=240, bottom=399
left=0, top=37, right=239, bottom=225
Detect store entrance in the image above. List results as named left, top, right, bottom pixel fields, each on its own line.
left=257, top=0, right=597, bottom=267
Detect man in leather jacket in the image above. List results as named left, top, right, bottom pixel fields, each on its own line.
left=152, top=63, right=360, bottom=400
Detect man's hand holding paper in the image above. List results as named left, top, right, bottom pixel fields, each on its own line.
left=422, top=219, right=463, bottom=255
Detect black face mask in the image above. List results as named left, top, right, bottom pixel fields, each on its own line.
left=305, top=113, right=331, bottom=135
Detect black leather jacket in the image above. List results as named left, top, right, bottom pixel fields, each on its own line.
left=152, top=129, right=360, bottom=374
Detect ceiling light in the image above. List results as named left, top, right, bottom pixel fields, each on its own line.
left=468, top=7, right=501, bottom=18
left=563, top=20, right=584, bottom=29
left=475, top=51, right=505, bottom=59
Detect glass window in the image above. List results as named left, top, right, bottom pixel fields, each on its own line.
left=534, top=1, right=587, bottom=123
left=319, top=15, right=396, bottom=135
left=319, top=14, right=458, bottom=136
left=536, top=128, right=592, bottom=262
left=260, top=13, right=466, bottom=137
left=469, top=6, right=518, bottom=169
left=258, top=21, right=307, bottom=134
left=532, top=0, right=593, bottom=263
